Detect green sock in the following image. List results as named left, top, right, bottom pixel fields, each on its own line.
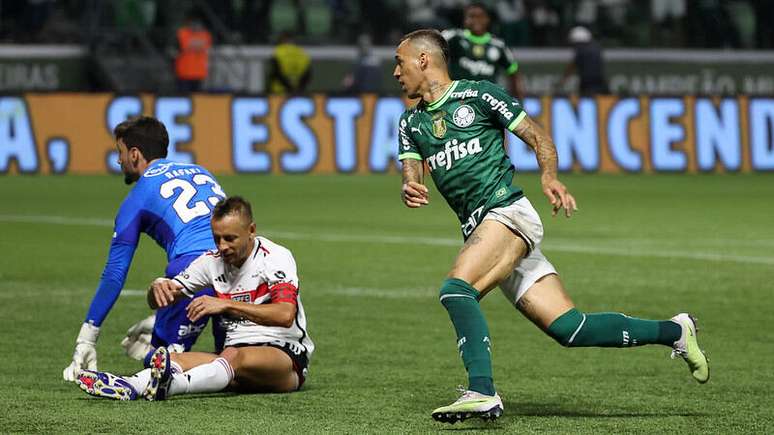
left=547, top=308, right=682, bottom=347
left=439, top=278, right=495, bottom=396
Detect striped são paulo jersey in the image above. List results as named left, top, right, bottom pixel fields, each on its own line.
left=173, top=236, right=313, bottom=357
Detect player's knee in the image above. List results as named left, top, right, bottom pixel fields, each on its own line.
left=219, top=347, right=241, bottom=367
left=438, top=278, right=480, bottom=307
left=547, top=308, right=584, bottom=347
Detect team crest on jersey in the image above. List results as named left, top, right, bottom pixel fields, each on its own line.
left=452, top=105, right=475, bottom=128
left=431, top=111, right=447, bottom=138
left=472, top=44, right=485, bottom=58
left=487, top=46, right=500, bottom=62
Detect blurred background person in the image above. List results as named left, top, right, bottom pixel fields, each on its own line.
left=443, top=3, right=525, bottom=101
left=174, top=10, right=212, bottom=93
left=341, top=34, right=382, bottom=94
left=559, top=25, right=609, bottom=96
left=268, top=31, right=311, bottom=95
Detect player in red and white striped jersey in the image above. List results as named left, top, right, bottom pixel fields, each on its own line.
left=75, top=196, right=314, bottom=400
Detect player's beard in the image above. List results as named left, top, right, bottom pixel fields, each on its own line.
left=123, top=171, right=139, bottom=185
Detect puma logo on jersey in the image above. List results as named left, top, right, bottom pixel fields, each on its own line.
left=426, top=137, right=483, bottom=172
left=410, top=127, right=422, bottom=135
left=482, top=93, right=514, bottom=120
left=460, top=57, right=495, bottom=76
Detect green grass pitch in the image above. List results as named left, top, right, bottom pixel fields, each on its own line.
left=0, top=173, right=772, bottom=433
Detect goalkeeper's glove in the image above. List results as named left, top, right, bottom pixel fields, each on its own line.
left=120, top=314, right=156, bottom=361
left=62, top=322, right=99, bottom=382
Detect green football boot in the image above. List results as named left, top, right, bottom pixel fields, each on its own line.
left=670, top=313, right=709, bottom=383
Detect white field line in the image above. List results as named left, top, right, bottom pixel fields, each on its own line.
left=122, top=287, right=437, bottom=299
left=1, top=214, right=773, bottom=266
left=0, top=285, right=434, bottom=300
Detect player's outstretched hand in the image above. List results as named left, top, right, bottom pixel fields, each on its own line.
left=402, top=181, right=429, bottom=208
left=186, top=295, right=229, bottom=322
left=150, top=278, right=183, bottom=309
left=541, top=176, right=578, bottom=217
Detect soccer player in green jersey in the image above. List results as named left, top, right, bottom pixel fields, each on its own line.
left=393, top=29, right=709, bottom=424
left=442, top=3, right=525, bottom=101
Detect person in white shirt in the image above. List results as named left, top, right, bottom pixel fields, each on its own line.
left=74, top=196, right=314, bottom=401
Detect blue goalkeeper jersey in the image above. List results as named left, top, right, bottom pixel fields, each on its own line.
left=85, top=159, right=226, bottom=326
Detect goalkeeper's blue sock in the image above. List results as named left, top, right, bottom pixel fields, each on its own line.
left=143, top=348, right=156, bottom=368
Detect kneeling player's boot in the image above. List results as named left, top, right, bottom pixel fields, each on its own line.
left=431, top=388, right=503, bottom=424
left=670, top=313, right=709, bottom=383
left=145, top=347, right=172, bottom=401
left=76, top=370, right=139, bottom=401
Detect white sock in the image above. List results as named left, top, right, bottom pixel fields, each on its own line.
left=168, top=358, right=234, bottom=396
left=124, top=368, right=152, bottom=392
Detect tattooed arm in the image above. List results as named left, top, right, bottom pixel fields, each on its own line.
left=400, top=159, right=429, bottom=208
left=513, top=116, right=578, bottom=217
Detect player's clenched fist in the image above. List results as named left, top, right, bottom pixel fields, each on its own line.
left=148, top=278, right=183, bottom=309
left=402, top=181, right=430, bottom=208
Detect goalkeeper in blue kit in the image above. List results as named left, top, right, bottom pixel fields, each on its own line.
left=63, top=116, right=227, bottom=381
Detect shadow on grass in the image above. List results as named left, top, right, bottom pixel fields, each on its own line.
left=431, top=402, right=709, bottom=432
left=74, top=385, right=318, bottom=404
left=503, top=400, right=709, bottom=418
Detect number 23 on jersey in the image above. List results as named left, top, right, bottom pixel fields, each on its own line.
left=160, top=174, right=226, bottom=223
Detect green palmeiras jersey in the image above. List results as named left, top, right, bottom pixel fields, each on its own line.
left=442, top=29, right=519, bottom=82
left=398, top=79, right=526, bottom=238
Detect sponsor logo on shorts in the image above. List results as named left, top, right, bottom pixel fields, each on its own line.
left=178, top=323, right=205, bottom=338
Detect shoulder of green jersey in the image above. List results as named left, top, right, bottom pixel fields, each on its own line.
left=489, top=36, right=506, bottom=48
left=441, top=29, right=462, bottom=40
left=401, top=104, right=419, bottom=118
left=476, top=82, right=523, bottom=123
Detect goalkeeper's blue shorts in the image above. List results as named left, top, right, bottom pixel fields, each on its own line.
left=151, top=254, right=226, bottom=353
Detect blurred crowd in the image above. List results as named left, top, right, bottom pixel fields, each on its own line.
left=1, top=0, right=774, bottom=49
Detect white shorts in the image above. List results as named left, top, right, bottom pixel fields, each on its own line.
left=483, top=197, right=558, bottom=304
